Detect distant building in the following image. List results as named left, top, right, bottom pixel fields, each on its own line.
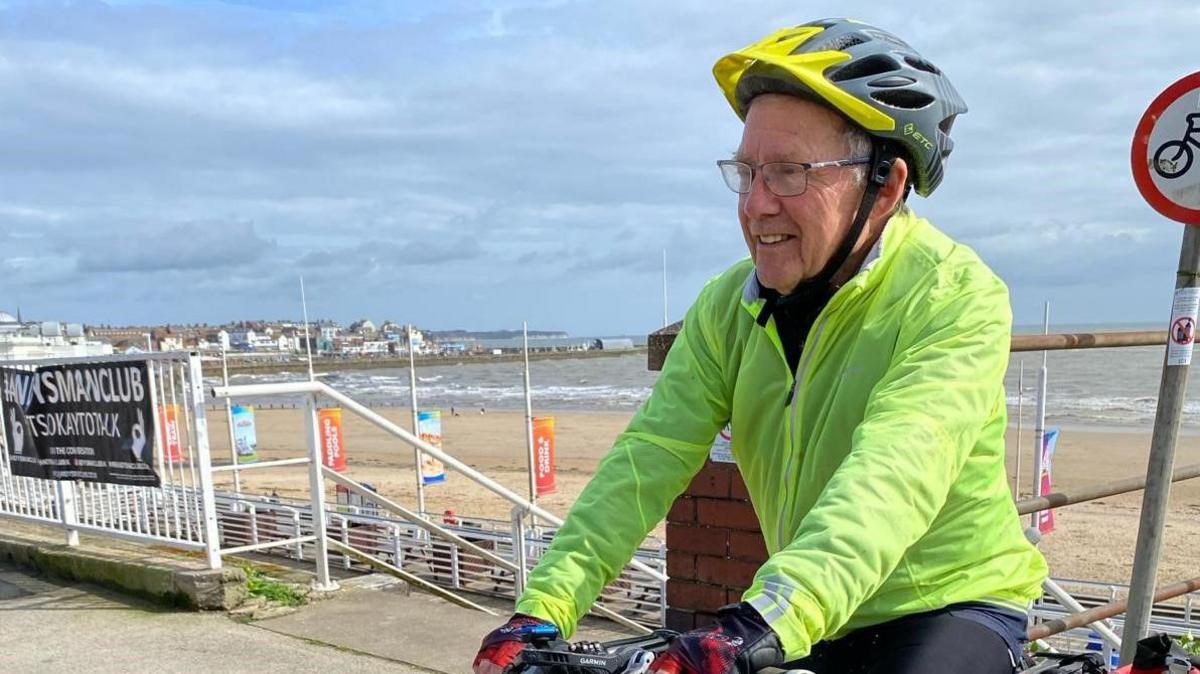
left=350, top=319, right=377, bottom=336
left=1, top=312, right=113, bottom=360
left=229, top=328, right=257, bottom=348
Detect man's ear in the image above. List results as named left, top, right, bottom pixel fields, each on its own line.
left=870, top=156, right=909, bottom=222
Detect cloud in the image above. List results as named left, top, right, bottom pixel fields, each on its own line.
left=1, top=0, right=1198, bottom=333
left=71, top=221, right=273, bottom=273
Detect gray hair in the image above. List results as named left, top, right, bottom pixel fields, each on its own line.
left=843, top=124, right=873, bottom=187
left=844, top=122, right=912, bottom=215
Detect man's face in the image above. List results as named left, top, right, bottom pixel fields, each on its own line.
left=736, top=94, right=867, bottom=295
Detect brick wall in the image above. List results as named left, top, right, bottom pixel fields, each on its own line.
left=649, top=322, right=770, bottom=631
left=664, top=460, right=768, bottom=631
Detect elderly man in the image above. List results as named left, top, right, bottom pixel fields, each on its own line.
left=474, top=18, right=1046, bottom=674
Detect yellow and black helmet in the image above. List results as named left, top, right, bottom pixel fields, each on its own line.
left=714, top=18, right=967, bottom=197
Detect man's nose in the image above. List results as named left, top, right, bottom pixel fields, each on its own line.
left=740, top=169, right=781, bottom=221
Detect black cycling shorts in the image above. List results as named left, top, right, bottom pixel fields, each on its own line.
left=783, top=609, right=1017, bottom=674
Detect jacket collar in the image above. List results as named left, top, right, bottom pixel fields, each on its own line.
left=740, top=207, right=918, bottom=320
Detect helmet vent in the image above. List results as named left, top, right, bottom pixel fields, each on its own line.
left=904, top=55, right=942, bottom=75
left=871, top=89, right=935, bottom=110
left=813, top=33, right=868, bottom=52
left=869, top=75, right=917, bottom=88
left=829, top=54, right=900, bottom=82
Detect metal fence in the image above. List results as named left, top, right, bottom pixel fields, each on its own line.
left=212, top=492, right=666, bottom=626
left=0, top=352, right=219, bottom=563
left=1033, top=577, right=1200, bottom=667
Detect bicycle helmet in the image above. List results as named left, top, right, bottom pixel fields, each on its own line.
left=713, top=18, right=967, bottom=196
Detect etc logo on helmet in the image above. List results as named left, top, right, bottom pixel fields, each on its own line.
left=904, top=122, right=935, bottom=152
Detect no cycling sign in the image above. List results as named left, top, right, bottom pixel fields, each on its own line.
left=1132, top=71, right=1200, bottom=225
left=1132, top=71, right=1200, bottom=367
left=1124, top=70, right=1200, bottom=658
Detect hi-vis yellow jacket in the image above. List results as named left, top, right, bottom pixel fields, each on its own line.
left=515, top=209, right=1047, bottom=659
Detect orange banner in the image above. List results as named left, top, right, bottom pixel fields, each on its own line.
left=533, top=416, right=556, bottom=496
left=319, top=407, right=346, bottom=472
left=160, top=404, right=184, bottom=464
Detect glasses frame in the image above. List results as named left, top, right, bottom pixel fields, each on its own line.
left=716, top=156, right=872, bottom=197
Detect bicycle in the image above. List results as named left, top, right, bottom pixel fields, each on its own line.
left=505, top=627, right=1200, bottom=673
left=1153, top=112, right=1200, bottom=179
left=509, top=629, right=814, bottom=674
left=1019, top=634, right=1200, bottom=674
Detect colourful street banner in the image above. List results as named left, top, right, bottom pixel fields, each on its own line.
left=1037, top=427, right=1059, bottom=535
left=161, top=404, right=184, bottom=464
left=417, top=410, right=446, bottom=485
left=533, top=416, right=556, bottom=495
left=231, top=404, right=258, bottom=464
left=318, top=407, right=346, bottom=472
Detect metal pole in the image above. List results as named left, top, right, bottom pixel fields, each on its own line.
left=304, top=391, right=337, bottom=591
left=1011, top=330, right=1166, bottom=352
left=221, top=347, right=241, bottom=496
left=1031, top=302, right=1050, bottom=530
left=55, top=481, right=79, bottom=546
left=1014, top=360, right=1024, bottom=498
left=299, top=276, right=315, bottom=382
left=188, top=354, right=222, bottom=570
left=523, top=322, right=537, bottom=511
left=1031, top=576, right=1200, bottom=642
left=1121, top=224, right=1200, bottom=664
left=1016, top=462, right=1200, bottom=515
left=407, top=325, right=426, bottom=517
left=662, top=248, right=668, bottom=328
left=511, top=504, right=528, bottom=602
left=1042, top=578, right=1122, bottom=650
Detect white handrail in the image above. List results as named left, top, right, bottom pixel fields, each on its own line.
left=211, top=380, right=669, bottom=583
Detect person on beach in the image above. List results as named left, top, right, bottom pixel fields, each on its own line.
left=474, top=19, right=1047, bottom=674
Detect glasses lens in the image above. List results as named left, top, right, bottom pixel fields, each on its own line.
left=718, top=162, right=751, bottom=194
left=762, top=163, right=808, bottom=197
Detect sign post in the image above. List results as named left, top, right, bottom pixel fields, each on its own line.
left=1122, top=71, right=1200, bottom=665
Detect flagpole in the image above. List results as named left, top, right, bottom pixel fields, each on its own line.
left=662, top=249, right=669, bottom=328
left=408, top=324, right=426, bottom=517
left=523, top=321, right=537, bottom=517
left=299, top=276, right=315, bottom=383
left=222, top=345, right=241, bottom=496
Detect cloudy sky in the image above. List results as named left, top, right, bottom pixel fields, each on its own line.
left=1, top=1, right=1198, bottom=335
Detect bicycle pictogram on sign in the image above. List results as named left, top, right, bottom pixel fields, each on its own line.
left=1153, top=112, right=1200, bottom=179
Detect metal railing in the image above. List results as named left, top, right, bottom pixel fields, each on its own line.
left=0, top=352, right=220, bottom=565
left=210, top=490, right=666, bottom=627
left=211, top=378, right=668, bottom=632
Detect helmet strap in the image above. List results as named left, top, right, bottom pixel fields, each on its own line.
left=780, top=143, right=896, bottom=304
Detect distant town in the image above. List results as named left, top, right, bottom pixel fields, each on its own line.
left=0, top=308, right=639, bottom=363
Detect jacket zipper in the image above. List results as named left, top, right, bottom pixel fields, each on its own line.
left=776, top=316, right=829, bottom=547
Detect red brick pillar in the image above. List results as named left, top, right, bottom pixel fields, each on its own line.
left=664, top=460, right=768, bottom=631
left=650, top=322, right=769, bottom=631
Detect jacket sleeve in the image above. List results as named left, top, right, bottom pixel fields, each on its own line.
left=514, top=286, right=733, bottom=637
left=743, top=269, right=1012, bottom=659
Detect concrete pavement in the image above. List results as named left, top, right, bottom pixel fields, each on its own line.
left=0, top=562, right=428, bottom=673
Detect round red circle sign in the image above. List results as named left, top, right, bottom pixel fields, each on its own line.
left=1131, top=71, right=1200, bottom=225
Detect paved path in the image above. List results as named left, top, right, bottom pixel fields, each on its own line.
left=0, top=562, right=427, bottom=673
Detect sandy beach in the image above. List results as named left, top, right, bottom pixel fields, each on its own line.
left=204, top=407, right=1200, bottom=588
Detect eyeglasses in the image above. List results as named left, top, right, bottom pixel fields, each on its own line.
left=716, top=156, right=871, bottom=197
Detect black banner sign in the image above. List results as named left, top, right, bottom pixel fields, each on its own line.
left=2, top=361, right=161, bottom=486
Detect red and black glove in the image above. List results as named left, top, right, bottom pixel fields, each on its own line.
left=472, top=613, right=559, bottom=674
left=650, top=603, right=783, bottom=674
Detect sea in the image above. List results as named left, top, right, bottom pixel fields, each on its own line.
left=214, top=325, right=1200, bottom=432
